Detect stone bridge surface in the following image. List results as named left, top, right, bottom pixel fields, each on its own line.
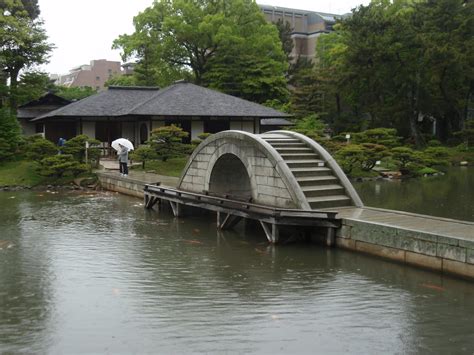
left=178, top=130, right=363, bottom=210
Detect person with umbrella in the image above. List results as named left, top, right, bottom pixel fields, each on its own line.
left=112, top=138, right=134, bottom=177
left=117, top=144, right=129, bottom=176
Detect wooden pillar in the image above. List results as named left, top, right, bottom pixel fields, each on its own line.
left=217, top=212, right=242, bottom=230
left=260, top=221, right=279, bottom=244
left=326, top=227, right=335, bottom=247
left=170, top=201, right=182, bottom=217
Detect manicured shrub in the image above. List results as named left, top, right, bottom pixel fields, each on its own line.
left=39, top=154, right=88, bottom=178
left=25, top=135, right=58, bottom=161
left=62, top=135, right=101, bottom=164
left=130, top=146, right=156, bottom=169
left=148, top=125, right=191, bottom=162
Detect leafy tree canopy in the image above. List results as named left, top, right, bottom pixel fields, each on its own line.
left=114, top=0, right=288, bottom=103
left=0, top=0, right=53, bottom=107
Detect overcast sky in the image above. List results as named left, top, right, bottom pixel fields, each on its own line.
left=37, top=0, right=370, bottom=75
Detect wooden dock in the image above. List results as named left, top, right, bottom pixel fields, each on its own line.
left=144, top=184, right=340, bottom=243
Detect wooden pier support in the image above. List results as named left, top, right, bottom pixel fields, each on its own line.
left=143, top=184, right=340, bottom=244
left=144, top=194, right=160, bottom=210
left=326, top=227, right=335, bottom=247
left=170, top=201, right=182, bottom=217
left=217, top=212, right=242, bottom=230
left=260, top=221, right=279, bottom=244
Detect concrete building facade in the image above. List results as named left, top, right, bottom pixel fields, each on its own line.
left=55, top=59, right=122, bottom=91
left=259, top=4, right=343, bottom=61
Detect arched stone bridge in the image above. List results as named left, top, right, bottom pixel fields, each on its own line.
left=178, top=130, right=363, bottom=210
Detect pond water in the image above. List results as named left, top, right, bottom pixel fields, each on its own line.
left=0, top=188, right=473, bottom=354
left=353, top=166, right=474, bottom=222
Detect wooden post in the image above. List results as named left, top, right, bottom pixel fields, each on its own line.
left=260, top=221, right=279, bottom=244
left=217, top=212, right=242, bottom=230
left=326, top=227, right=335, bottom=247
left=170, top=201, right=181, bottom=217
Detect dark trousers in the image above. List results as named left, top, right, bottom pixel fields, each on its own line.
left=119, top=162, right=128, bottom=175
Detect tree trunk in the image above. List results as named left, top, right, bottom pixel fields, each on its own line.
left=9, top=68, right=21, bottom=109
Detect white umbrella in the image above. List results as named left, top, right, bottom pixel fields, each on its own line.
left=111, top=138, right=134, bottom=151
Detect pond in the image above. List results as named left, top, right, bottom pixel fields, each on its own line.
left=0, top=189, right=473, bottom=353
left=353, top=166, right=474, bottom=222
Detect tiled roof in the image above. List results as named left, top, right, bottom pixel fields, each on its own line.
left=32, top=82, right=290, bottom=121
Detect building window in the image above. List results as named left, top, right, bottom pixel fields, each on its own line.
left=96, top=76, right=100, bottom=81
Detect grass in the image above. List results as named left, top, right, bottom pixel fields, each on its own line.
left=0, top=160, right=44, bottom=186
left=132, top=157, right=188, bottom=177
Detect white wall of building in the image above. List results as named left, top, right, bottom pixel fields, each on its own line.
left=191, top=121, right=204, bottom=139
left=82, top=122, right=95, bottom=138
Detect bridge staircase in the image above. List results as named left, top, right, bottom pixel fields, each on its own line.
left=261, top=133, right=353, bottom=210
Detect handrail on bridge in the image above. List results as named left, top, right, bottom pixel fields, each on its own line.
left=144, top=184, right=339, bottom=220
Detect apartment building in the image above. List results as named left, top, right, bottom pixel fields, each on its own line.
left=259, top=4, right=344, bottom=61
left=55, top=59, right=122, bottom=91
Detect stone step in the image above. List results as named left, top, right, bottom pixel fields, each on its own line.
left=291, top=167, right=332, bottom=177
left=275, top=147, right=314, bottom=154
left=286, top=160, right=326, bottom=168
left=263, top=137, right=299, bottom=143
left=280, top=153, right=320, bottom=160
left=269, top=142, right=307, bottom=148
left=301, top=184, right=345, bottom=197
left=307, top=195, right=352, bottom=209
left=296, top=176, right=339, bottom=186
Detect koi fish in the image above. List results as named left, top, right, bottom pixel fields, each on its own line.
left=184, top=240, right=203, bottom=245
left=421, top=283, right=445, bottom=292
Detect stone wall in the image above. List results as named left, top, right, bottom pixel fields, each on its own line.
left=97, top=172, right=149, bottom=198
left=179, top=134, right=297, bottom=209
left=336, top=219, right=474, bottom=280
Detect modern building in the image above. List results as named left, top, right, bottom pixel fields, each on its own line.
left=28, top=81, right=292, bottom=153
left=259, top=4, right=343, bottom=61
left=53, top=59, right=122, bottom=91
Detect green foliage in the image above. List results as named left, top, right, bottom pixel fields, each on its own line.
left=352, top=128, right=401, bottom=148
left=148, top=125, right=190, bottom=162
left=290, top=115, right=326, bottom=141
left=105, top=75, right=137, bottom=87
left=0, top=108, right=21, bottom=161
left=137, top=157, right=188, bottom=177
left=130, top=146, right=156, bottom=169
left=0, top=160, right=43, bottom=186
left=191, top=132, right=213, bottom=148
left=419, top=146, right=451, bottom=168
left=359, top=143, right=390, bottom=171
left=313, top=0, right=473, bottom=144
left=52, top=86, right=96, bottom=101
left=15, top=70, right=53, bottom=105
left=39, top=154, right=88, bottom=179
left=335, top=144, right=365, bottom=174
left=453, top=120, right=474, bottom=148
left=417, top=167, right=440, bottom=176
left=62, top=135, right=101, bottom=165
left=114, top=0, right=288, bottom=103
left=25, top=134, right=57, bottom=161
left=391, top=146, right=417, bottom=169
left=0, top=0, right=53, bottom=108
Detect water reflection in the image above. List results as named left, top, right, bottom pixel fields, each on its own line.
left=0, top=191, right=473, bottom=354
left=354, top=167, right=474, bottom=221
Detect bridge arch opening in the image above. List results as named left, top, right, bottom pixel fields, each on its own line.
left=208, top=153, right=252, bottom=199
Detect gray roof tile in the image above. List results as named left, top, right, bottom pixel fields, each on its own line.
left=32, top=82, right=290, bottom=121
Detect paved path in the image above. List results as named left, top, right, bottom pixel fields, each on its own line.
left=97, top=159, right=179, bottom=188
left=332, top=206, right=474, bottom=241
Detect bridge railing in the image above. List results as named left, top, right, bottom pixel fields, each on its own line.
left=144, top=184, right=339, bottom=224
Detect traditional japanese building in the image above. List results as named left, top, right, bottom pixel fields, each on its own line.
left=30, top=81, right=292, bottom=152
